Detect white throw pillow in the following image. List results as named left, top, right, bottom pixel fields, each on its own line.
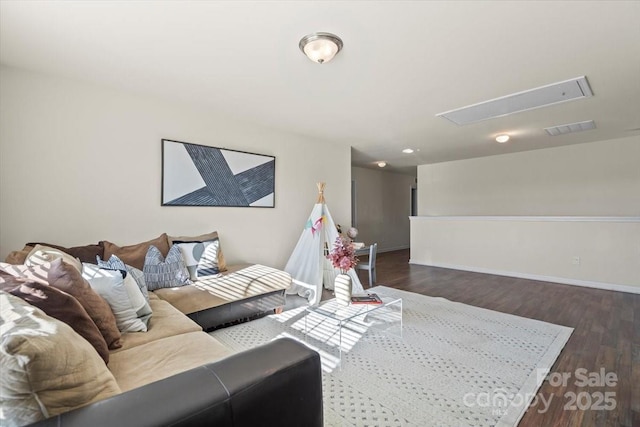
left=195, top=240, right=223, bottom=279
left=174, top=240, right=220, bottom=280
left=82, top=264, right=151, bottom=332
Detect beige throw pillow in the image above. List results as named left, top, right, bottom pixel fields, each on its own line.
left=25, top=244, right=82, bottom=272
left=0, top=291, right=121, bottom=427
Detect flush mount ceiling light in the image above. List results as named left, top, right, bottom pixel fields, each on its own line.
left=299, top=32, right=343, bottom=64
left=495, top=134, right=510, bottom=143
left=402, top=148, right=414, bottom=154
left=377, top=161, right=387, bottom=168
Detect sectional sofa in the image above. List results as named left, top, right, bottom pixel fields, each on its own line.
left=0, top=234, right=323, bottom=427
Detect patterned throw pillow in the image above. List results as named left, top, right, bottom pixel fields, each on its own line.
left=196, top=240, right=223, bottom=278
left=97, top=254, right=150, bottom=302
left=173, top=240, right=221, bottom=280
left=168, top=231, right=227, bottom=272
left=143, top=245, right=191, bottom=291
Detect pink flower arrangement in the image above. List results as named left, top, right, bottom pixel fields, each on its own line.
left=326, top=236, right=359, bottom=274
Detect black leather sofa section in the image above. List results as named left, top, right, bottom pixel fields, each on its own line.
left=29, top=338, right=323, bottom=427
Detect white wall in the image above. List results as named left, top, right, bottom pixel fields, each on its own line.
left=418, top=136, right=640, bottom=216
left=412, top=137, right=640, bottom=292
left=0, top=66, right=352, bottom=268
left=352, top=167, right=415, bottom=252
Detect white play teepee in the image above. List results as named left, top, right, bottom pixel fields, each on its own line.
left=285, top=183, right=364, bottom=305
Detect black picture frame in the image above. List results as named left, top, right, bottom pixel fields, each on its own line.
left=161, top=139, right=276, bottom=207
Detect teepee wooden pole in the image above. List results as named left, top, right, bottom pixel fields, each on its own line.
left=317, top=182, right=326, bottom=204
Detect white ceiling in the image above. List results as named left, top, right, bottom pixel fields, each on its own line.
left=2, top=1, right=639, bottom=175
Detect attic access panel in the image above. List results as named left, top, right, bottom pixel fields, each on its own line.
left=437, top=76, right=593, bottom=125
left=161, top=139, right=275, bottom=207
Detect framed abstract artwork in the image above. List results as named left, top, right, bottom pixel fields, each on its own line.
left=161, top=139, right=275, bottom=207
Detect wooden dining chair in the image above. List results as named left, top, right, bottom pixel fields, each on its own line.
left=356, top=243, right=377, bottom=287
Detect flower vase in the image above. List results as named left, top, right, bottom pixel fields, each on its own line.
left=334, top=273, right=352, bottom=306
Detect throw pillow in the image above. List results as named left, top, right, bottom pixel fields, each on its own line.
left=168, top=231, right=227, bottom=271
left=143, top=245, right=191, bottom=291
left=47, top=258, right=122, bottom=349
left=173, top=240, right=222, bottom=280
left=195, top=240, right=223, bottom=278
left=97, top=254, right=150, bottom=302
left=82, top=264, right=152, bottom=333
left=0, top=273, right=110, bottom=364
left=0, top=261, right=49, bottom=284
left=25, top=244, right=83, bottom=272
left=4, top=245, right=33, bottom=264
left=25, top=241, right=105, bottom=264
left=0, top=291, right=121, bottom=426
left=102, top=233, right=170, bottom=270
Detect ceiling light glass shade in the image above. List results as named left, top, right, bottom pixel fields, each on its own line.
left=495, top=134, right=510, bottom=143
left=402, top=148, right=414, bottom=154
left=299, top=32, right=343, bottom=64
left=377, top=161, right=387, bottom=168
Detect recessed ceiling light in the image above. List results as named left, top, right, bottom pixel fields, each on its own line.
left=402, top=148, right=414, bottom=154
left=377, top=161, right=387, bottom=168
left=495, top=134, right=510, bottom=143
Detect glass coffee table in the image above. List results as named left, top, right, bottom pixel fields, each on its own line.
left=303, top=296, right=403, bottom=369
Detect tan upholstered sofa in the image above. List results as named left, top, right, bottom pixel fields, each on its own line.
left=1, top=235, right=322, bottom=427
left=4, top=232, right=292, bottom=330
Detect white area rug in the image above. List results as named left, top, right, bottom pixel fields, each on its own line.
left=210, top=286, right=573, bottom=427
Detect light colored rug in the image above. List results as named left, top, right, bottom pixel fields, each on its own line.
left=210, top=286, right=573, bottom=427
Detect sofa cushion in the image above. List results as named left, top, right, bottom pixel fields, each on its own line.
left=0, top=292, right=121, bottom=426
left=143, top=245, right=191, bottom=290
left=110, top=298, right=202, bottom=353
left=82, top=264, right=152, bottom=333
left=25, top=241, right=104, bottom=264
left=154, top=264, right=291, bottom=315
left=168, top=231, right=227, bottom=272
left=102, top=233, right=170, bottom=270
left=97, top=254, right=150, bottom=302
left=0, top=273, right=110, bottom=364
left=3, top=245, right=32, bottom=264
left=25, top=244, right=82, bottom=272
left=108, top=331, right=232, bottom=392
left=47, top=258, right=122, bottom=349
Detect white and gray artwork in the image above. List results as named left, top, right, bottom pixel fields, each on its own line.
left=162, top=139, right=275, bottom=207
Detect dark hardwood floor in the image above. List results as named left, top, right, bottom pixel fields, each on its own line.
left=355, top=249, right=639, bottom=427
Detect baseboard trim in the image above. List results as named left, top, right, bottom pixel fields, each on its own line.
left=409, top=216, right=640, bottom=223
left=408, top=260, right=640, bottom=295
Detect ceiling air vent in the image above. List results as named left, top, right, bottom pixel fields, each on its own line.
left=436, top=76, right=593, bottom=125
left=545, top=120, right=596, bottom=136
